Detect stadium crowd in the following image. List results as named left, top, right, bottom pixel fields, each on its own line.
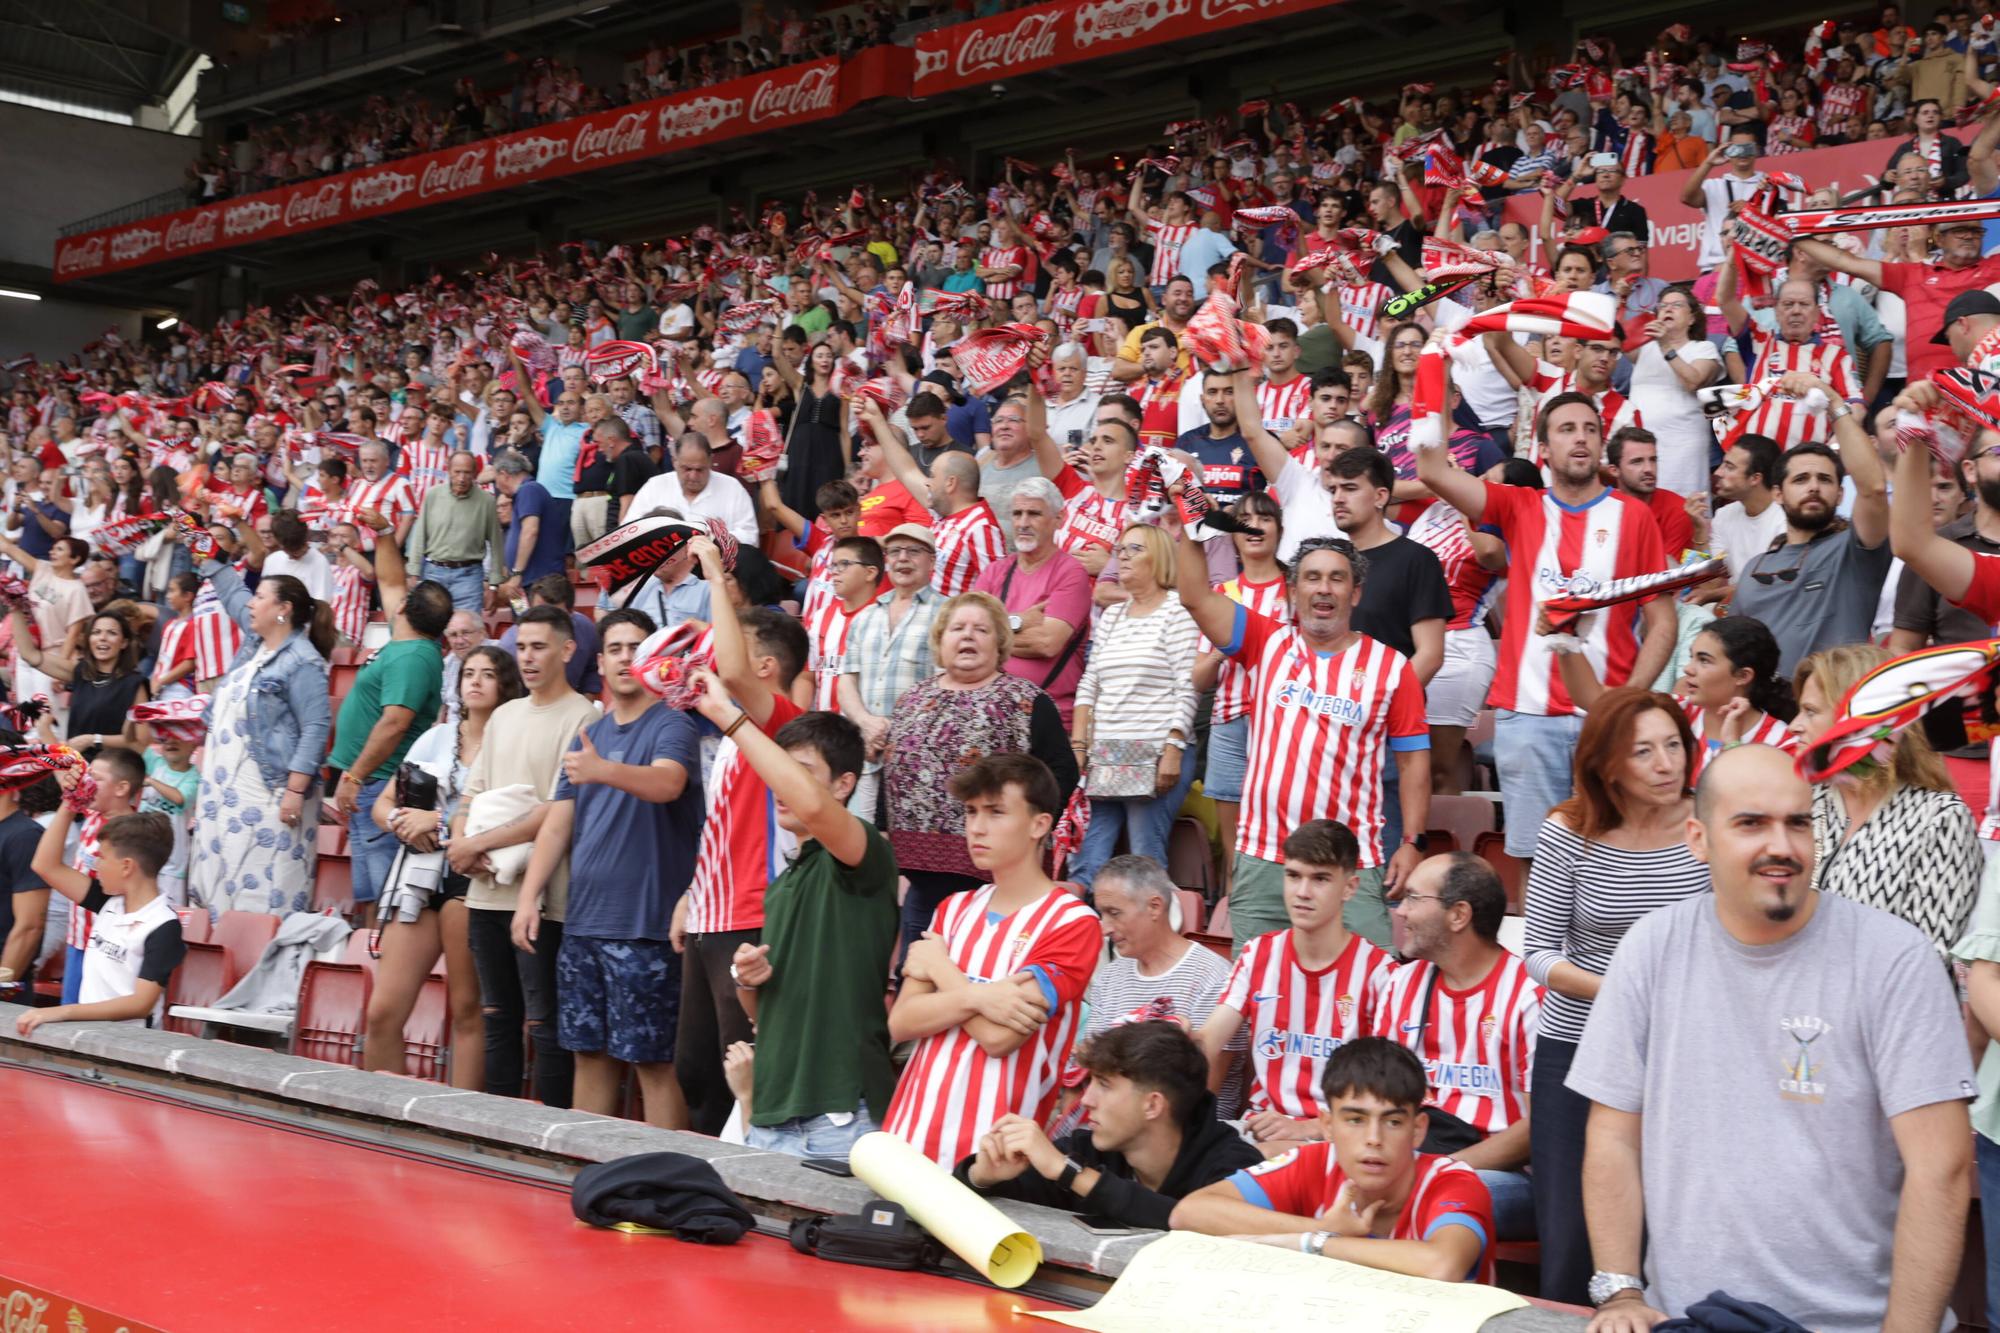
left=16, top=7, right=2000, bottom=1327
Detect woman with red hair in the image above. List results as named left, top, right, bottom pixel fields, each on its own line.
left=1518, top=687, right=1713, bottom=1305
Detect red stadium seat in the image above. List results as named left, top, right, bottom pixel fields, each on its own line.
left=1422, top=830, right=1460, bottom=854
left=213, top=911, right=279, bottom=988
left=1429, top=794, right=1498, bottom=855
left=315, top=823, right=349, bottom=859
left=1166, top=816, right=1216, bottom=900
left=291, top=961, right=370, bottom=1067
left=1206, top=896, right=1231, bottom=941
left=312, top=857, right=354, bottom=918
left=401, top=975, right=451, bottom=1082
left=1187, top=931, right=1232, bottom=960
left=177, top=909, right=212, bottom=944
left=573, top=582, right=601, bottom=610
left=164, top=942, right=229, bottom=1035
left=1474, top=832, right=1527, bottom=916
left=1175, top=889, right=1206, bottom=936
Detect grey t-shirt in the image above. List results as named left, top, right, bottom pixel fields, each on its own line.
left=1730, top=524, right=1893, bottom=678
left=980, top=452, right=1041, bottom=544
left=1568, top=892, right=1974, bottom=1330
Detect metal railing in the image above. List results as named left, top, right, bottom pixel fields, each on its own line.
left=58, top=189, right=194, bottom=238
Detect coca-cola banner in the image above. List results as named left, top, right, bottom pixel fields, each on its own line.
left=910, top=0, right=1344, bottom=98
left=53, top=59, right=846, bottom=283
left=1500, top=131, right=1968, bottom=283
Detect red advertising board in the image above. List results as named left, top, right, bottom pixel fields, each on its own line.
left=1500, top=132, right=1969, bottom=281
left=910, top=0, right=1345, bottom=98
left=53, top=59, right=849, bottom=283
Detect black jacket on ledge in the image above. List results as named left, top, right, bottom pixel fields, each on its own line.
left=952, top=1094, right=1262, bottom=1231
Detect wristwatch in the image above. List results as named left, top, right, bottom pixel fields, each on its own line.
left=1588, top=1272, right=1645, bottom=1306
left=1301, top=1230, right=1332, bottom=1256
left=728, top=962, right=758, bottom=990
left=1008, top=614, right=1023, bottom=632
left=1662, top=347, right=1678, bottom=362
left=1055, top=1157, right=1084, bottom=1192
left=1163, top=736, right=1188, bottom=752
left=1401, top=832, right=1429, bottom=853
left=1826, top=400, right=1853, bottom=423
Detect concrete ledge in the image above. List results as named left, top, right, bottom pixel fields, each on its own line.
left=0, top=1008, right=1585, bottom=1328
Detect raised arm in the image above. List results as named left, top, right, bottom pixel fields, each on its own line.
left=1716, top=249, right=1749, bottom=336
left=1819, top=376, right=1888, bottom=548
left=1226, top=368, right=1292, bottom=483
left=690, top=669, right=867, bottom=866
left=28, top=803, right=89, bottom=903
left=1890, top=404, right=1978, bottom=602
left=506, top=346, right=546, bottom=426
left=1793, top=236, right=1884, bottom=292
left=1174, top=520, right=1239, bottom=646
left=1411, top=420, right=1490, bottom=521
left=695, top=535, right=775, bottom=726
left=858, top=398, right=931, bottom=503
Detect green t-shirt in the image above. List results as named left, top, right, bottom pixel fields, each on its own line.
left=749, top=821, right=901, bottom=1127
left=329, top=638, right=445, bottom=781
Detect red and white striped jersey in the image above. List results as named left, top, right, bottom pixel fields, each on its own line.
left=1371, top=953, right=1541, bottom=1134
left=1227, top=610, right=1428, bottom=867
left=150, top=615, right=196, bottom=693
left=329, top=563, right=373, bottom=646
left=1336, top=281, right=1395, bottom=342
left=1742, top=330, right=1861, bottom=448
left=188, top=582, right=244, bottom=682
left=346, top=474, right=416, bottom=549
left=1480, top=480, right=1667, bottom=716
left=932, top=500, right=1006, bottom=597
left=807, top=599, right=864, bottom=711
left=396, top=440, right=454, bottom=502
left=980, top=245, right=1032, bottom=301
left=1256, top=375, right=1312, bottom=434
left=1528, top=364, right=1640, bottom=464
left=1406, top=501, right=1500, bottom=632
left=1146, top=220, right=1197, bottom=288
left=797, top=524, right=837, bottom=630
left=883, top=885, right=1101, bottom=1164
left=1678, top=696, right=1798, bottom=780
left=63, top=811, right=107, bottom=951
left=1221, top=928, right=1392, bottom=1119
left=1047, top=285, right=1084, bottom=332
left=1818, top=82, right=1869, bottom=138
left=1051, top=466, right=1129, bottom=557
left=1207, top=573, right=1290, bottom=724
left=684, top=694, right=804, bottom=933
left=1233, top=1145, right=1495, bottom=1284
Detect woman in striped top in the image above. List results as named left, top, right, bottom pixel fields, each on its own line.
left=1520, top=688, right=1709, bottom=1306
left=1067, top=524, right=1200, bottom=890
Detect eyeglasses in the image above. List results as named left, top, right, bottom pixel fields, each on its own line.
left=1749, top=543, right=1811, bottom=585
left=884, top=546, right=928, bottom=560
left=1112, top=543, right=1149, bottom=558
left=828, top=559, right=877, bottom=572
left=1395, top=893, right=1449, bottom=907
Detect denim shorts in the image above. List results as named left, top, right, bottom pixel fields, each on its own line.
left=556, top=934, right=681, bottom=1064
left=1203, top=715, right=1250, bottom=803
left=1492, top=710, right=1585, bottom=858
left=746, top=1102, right=878, bottom=1161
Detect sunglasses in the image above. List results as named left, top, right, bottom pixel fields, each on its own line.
left=1749, top=544, right=1811, bottom=585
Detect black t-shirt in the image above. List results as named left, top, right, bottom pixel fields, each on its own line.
left=1350, top=535, right=1453, bottom=663
left=0, top=808, right=46, bottom=959
left=609, top=449, right=657, bottom=503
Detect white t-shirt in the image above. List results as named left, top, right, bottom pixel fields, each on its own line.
left=1271, top=456, right=1345, bottom=564
left=77, top=883, right=184, bottom=1018
left=261, top=547, right=335, bottom=602
left=1698, top=171, right=1766, bottom=270
left=1627, top=340, right=1723, bottom=500
left=1710, top=500, right=1788, bottom=580
left=1046, top=392, right=1100, bottom=447
left=626, top=470, right=758, bottom=544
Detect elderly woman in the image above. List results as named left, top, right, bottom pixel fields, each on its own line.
left=1790, top=644, right=1980, bottom=960
left=880, top=590, right=1079, bottom=948
left=186, top=555, right=336, bottom=917
left=1067, top=525, right=1199, bottom=889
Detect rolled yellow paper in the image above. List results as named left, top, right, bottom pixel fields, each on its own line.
left=847, top=1131, right=1043, bottom=1289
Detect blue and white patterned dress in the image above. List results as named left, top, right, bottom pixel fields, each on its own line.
left=187, top=644, right=319, bottom=918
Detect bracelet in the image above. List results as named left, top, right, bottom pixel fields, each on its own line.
left=723, top=712, right=751, bottom=740
left=1301, top=1231, right=1331, bottom=1255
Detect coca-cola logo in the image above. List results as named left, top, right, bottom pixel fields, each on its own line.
left=109, top=227, right=162, bottom=262
left=224, top=198, right=283, bottom=238
left=419, top=148, right=487, bottom=199
left=914, top=46, right=948, bottom=83
left=572, top=111, right=648, bottom=164
left=658, top=96, right=740, bottom=143
left=164, top=211, right=218, bottom=252
left=1199, top=0, right=1276, bottom=17
left=942, top=12, right=1062, bottom=80
left=748, top=64, right=837, bottom=124
left=494, top=135, right=567, bottom=179
left=283, top=182, right=345, bottom=228
left=348, top=170, right=416, bottom=211
left=56, top=236, right=106, bottom=278
left=1073, top=0, right=1191, bottom=48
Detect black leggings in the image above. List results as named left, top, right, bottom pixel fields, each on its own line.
left=1529, top=1036, right=1593, bottom=1305
left=674, top=929, right=759, bottom=1136
left=466, top=907, right=571, bottom=1108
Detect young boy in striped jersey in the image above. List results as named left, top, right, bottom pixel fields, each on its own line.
left=1171, top=1037, right=1495, bottom=1284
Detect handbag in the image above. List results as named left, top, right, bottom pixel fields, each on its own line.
left=1086, top=737, right=1166, bottom=799
left=788, top=1200, right=941, bottom=1272
left=395, top=762, right=439, bottom=813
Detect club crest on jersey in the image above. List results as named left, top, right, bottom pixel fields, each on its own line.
left=1594, top=527, right=1608, bottom=546
left=1275, top=680, right=1367, bottom=724
left=1335, top=993, right=1355, bottom=1027
left=1778, top=1014, right=1830, bottom=1102
left=1259, top=1027, right=1343, bottom=1061
left=1479, top=1013, right=1499, bottom=1043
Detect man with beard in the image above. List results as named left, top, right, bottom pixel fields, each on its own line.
left=1112, top=277, right=1197, bottom=384
left=1729, top=376, right=1890, bottom=677
left=855, top=396, right=1003, bottom=597
left=1606, top=428, right=1693, bottom=560
left=1709, top=435, right=1786, bottom=583
left=1570, top=744, right=1972, bottom=1331
left=1416, top=394, right=1675, bottom=863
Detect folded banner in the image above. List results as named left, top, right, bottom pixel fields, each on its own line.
left=0, top=743, right=87, bottom=797
left=130, top=696, right=210, bottom=743
left=1409, top=291, right=1621, bottom=453
left=577, top=516, right=702, bottom=594
left=629, top=623, right=715, bottom=710
left=1799, top=639, right=2000, bottom=782
left=1540, top=556, right=1728, bottom=633
left=951, top=323, right=1044, bottom=395
left=1778, top=196, right=2000, bottom=236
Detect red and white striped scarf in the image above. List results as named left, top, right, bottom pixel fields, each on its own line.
left=1410, top=292, right=1621, bottom=449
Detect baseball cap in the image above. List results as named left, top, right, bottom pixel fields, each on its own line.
left=1930, top=289, right=2000, bottom=342
left=882, top=523, right=936, bottom=551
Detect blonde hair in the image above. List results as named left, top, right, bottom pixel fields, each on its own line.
left=1795, top=644, right=1953, bottom=795
left=1117, top=523, right=1176, bottom=590
left=929, top=590, right=1013, bottom=665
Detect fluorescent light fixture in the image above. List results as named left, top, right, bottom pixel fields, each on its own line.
left=157, top=317, right=179, bottom=330
left=0, top=289, right=41, bottom=302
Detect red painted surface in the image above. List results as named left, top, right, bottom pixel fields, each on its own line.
left=0, top=1066, right=1039, bottom=1331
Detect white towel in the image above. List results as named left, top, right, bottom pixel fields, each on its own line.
left=465, top=782, right=542, bottom=886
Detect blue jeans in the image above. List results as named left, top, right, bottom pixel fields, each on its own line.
left=746, top=1101, right=879, bottom=1160
left=1475, top=1168, right=1536, bottom=1242
left=1979, top=1132, right=2000, bottom=1320
left=62, top=943, right=84, bottom=1005
left=1068, top=756, right=1198, bottom=890
left=346, top=776, right=395, bottom=904
left=1203, top=716, right=1249, bottom=803
left=421, top=560, right=487, bottom=614
left=1492, top=711, right=1586, bottom=859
